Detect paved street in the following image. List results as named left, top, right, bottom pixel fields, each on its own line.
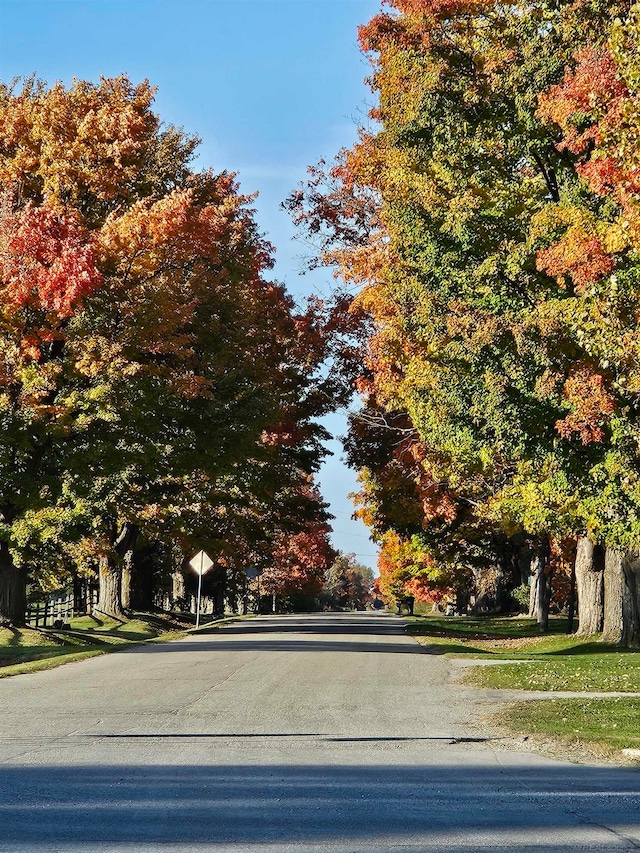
left=0, top=612, right=638, bottom=852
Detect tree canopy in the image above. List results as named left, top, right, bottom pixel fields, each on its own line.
left=0, top=76, right=347, bottom=623
left=289, top=0, right=640, bottom=643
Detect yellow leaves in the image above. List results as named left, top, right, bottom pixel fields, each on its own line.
left=602, top=220, right=630, bottom=253
left=441, top=189, right=483, bottom=236
left=445, top=301, right=502, bottom=351
left=0, top=76, right=158, bottom=207
left=329, top=242, right=391, bottom=287
left=0, top=338, right=21, bottom=387
left=139, top=503, right=166, bottom=523
left=529, top=202, right=589, bottom=244
left=71, top=336, right=133, bottom=380
left=17, top=360, right=62, bottom=407
left=97, top=176, right=251, bottom=303
left=535, top=369, right=563, bottom=400
left=99, top=190, right=194, bottom=277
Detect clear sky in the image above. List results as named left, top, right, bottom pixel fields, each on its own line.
left=0, top=0, right=382, bottom=569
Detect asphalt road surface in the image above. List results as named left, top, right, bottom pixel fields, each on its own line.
left=0, top=612, right=639, bottom=852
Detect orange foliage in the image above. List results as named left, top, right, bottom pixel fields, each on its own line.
left=538, top=36, right=640, bottom=249
left=376, top=530, right=441, bottom=603
left=0, top=76, right=158, bottom=206
left=358, top=14, right=422, bottom=53
left=395, top=438, right=459, bottom=523
left=388, top=0, right=492, bottom=16
left=535, top=225, right=614, bottom=291
left=555, top=368, right=615, bottom=444
left=260, top=523, right=335, bottom=597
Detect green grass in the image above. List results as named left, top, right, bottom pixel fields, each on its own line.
left=408, top=614, right=640, bottom=691
left=470, top=650, right=640, bottom=692
left=0, top=610, right=238, bottom=677
left=0, top=648, right=107, bottom=677
left=501, top=698, right=640, bottom=754
left=408, top=613, right=640, bottom=757
left=408, top=614, right=596, bottom=660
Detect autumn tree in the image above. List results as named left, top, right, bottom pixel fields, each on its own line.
left=291, top=0, right=640, bottom=641
left=0, top=75, right=345, bottom=623
left=322, top=553, right=374, bottom=610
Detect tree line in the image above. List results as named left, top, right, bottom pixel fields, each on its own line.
left=0, top=76, right=362, bottom=625
left=288, top=0, right=640, bottom=645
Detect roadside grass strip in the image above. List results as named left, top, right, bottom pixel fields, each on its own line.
left=408, top=614, right=598, bottom=661
left=0, top=611, right=256, bottom=677
left=467, top=650, right=640, bottom=692
left=502, top=697, right=640, bottom=756
left=0, top=611, right=231, bottom=677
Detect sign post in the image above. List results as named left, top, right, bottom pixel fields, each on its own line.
left=189, top=550, right=214, bottom=629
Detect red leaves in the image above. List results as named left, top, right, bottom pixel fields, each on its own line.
left=358, top=0, right=494, bottom=53
left=0, top=195, right=102, bottom=317
left=537, top=39, right=640, bottom=247
left=535, top=225, right=613, bottom=291
left=555, top=368, right=615, bottom=445
left=538, top=48, right=626, bottom=155
left=261, top=523, right=335, bottom=597
left=261, top=420, right=304, bottom=448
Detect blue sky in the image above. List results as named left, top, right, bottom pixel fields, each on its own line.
left=0, top=0, right=382, bottom=568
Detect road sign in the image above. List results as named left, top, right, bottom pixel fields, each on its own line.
left=189, top=550, right=214, bottom=628
left=190, top=550, right=213, bottom=576
left=245, top=567, right=261, bottom=580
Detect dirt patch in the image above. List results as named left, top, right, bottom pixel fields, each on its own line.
left=489, top=722, right=636, bottom=767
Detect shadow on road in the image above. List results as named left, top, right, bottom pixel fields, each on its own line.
left=133, top=614, right=420, bottom=655
left=200, top=614, right=404, bottom=637
left=0, top=762, right=638, bottom=851
left=136, top=638, right=426, bottom=654
left=76, top=733, right=495, bottom=744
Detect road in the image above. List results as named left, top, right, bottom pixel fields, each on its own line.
left=0, top=612, right=638, bottom=852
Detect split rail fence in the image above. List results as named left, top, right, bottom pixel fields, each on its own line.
left=26, top=588, right=99, bottom=628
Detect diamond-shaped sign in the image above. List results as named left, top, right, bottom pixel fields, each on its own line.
left=189, top=550, right=214, bottom=576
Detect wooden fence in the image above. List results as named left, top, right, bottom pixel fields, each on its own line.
left=26, top=588, right=98, bottom=628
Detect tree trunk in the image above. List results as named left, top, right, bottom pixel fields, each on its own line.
left=567, top=557, right=577, bottom=634
left=131, top=544, right=157, bottom=611
left=121, top=550, right=133, bottom=611
left=171, top=569, right=186, bottom=610
left=471, top=565, right=503, bottom=614
left=97, top=522, right=139, bottom=619
left=0, top=541, right=27, bottom=626
left=603, top=549, right=625, bottom=645
left=528, top=537, right=552, bottom=631
left=602, top=548, right=640, bottom=648
left=528, top=553, right=543, bottom=619
left=603, top=549, right=640, bottom=648
left=575, top=535, right=604, bottom=636
left=622, top=554, right=640, bottom=649
left=97, top=554, right=124, bottom=619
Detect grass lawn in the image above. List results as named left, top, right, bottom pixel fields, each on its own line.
left=407, top=613, right=640, bottom=757
left=0, top=610, right=236, bottom=677
left=502, top=698, right=640, bottom=754
left=408, top=614, right=640, bottom=691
